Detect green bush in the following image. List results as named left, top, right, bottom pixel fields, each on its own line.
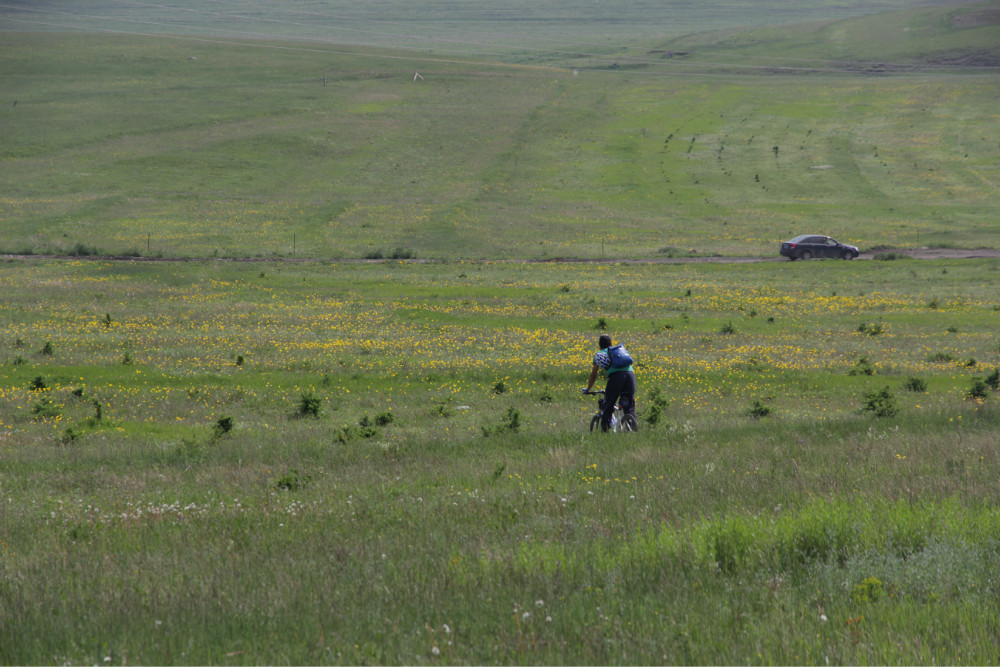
left=967, top=377, right=989, bottom=401
left=848, top=356, right=876, bottom=376
left=861, top=386, right=898, bottom=418
left=298, top=391, right=322, bottom=418
left=746, top=398, right=772, bottom=419
left=483, top=407, right=521, bottom=436
left=212, top=416, right=235, bottom=439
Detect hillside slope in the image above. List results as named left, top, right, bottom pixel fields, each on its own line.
left=1, top=2, right=997, bottom=259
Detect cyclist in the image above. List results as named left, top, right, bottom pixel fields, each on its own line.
left=583, top=333, right=637, bottom=432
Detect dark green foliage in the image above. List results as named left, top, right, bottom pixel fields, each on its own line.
left=212, top=416, right=235, bottom=439
left=298, top=391, right=322, bottom=418
left=645, top=387, right=669, bottom=426
left=966, top=377, right=989, bottom=401
left=858, top=322, right=883, bottom=336
left=848, top=356, right=876, bottom=376
left=31, top=396, right=61, bottom=419
left=985, top=368, right=1000, bottom=391
left=483, top=407, right=520, bottom=436
left=273, top=468, right=311, bottom=492
left=861, top=386, right=898, bottom=418
left=903, top=377, right=927, bottom=393
left=746, top=398, right=772, bottom=419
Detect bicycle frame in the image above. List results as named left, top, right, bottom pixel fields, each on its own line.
left=583, top=389, right=636, bottom=432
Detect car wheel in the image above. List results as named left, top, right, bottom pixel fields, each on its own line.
left=800, top=251, right=812, bottom=260
left=842, top=250, right=854, bottom=260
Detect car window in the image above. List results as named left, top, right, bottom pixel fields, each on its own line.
left=826, top=238, right=837, bottom=245
left=805, top=236, right=824, bottom=244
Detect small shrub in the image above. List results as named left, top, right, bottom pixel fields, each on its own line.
left=61, top=427, right=84, bottom=444
left=12, top=355, right=26, bottom=366
left=538, top=388, right=554, bottom=403
left=926, top=297, right=940, bottom=310
left=861, top=386, right=898, bottom=418
left=848, top=356, right=876, bottom=376
left=483, top=407, right=520, bottom=436
left=374, top=411, right=394, bottom=426
left=746, top=398, right=772, bottom=419
left=70, top=242, right=100, bottom=256
left=235, top=354, right=244, bottom=367
left=212, top=416, right=235, bottom=439
left=29, top=376, right=47, bottom=391
left=39, top=341, right=54, bottom=356
left=273, top=468, right=311, bottom=492
left=927, top=352, right=955, bottom=364
left=858, top=322, right=883, bottom=336
left=903, top=377, right=927, bottom=392
left=363, top=249, right=384, bottom=259
left=967, top=377, right=989, bottom=401
left=644, top=403, right=662, bottom=426
left=298, top=391, right=322, bottom=418
left=720, top=320, right=736, bottom=335
left=121, top=351, right=133, bottom=365
left=985, top=368, right=1000, bottom=391
left=648, top=387, right=669, bottom=409
left=390, top=247, right=415, bottom=260
left=595, top=318, right=608, bottom=330
left=852, top=577, right=885, bottom=604
left=31, top=396, right=61, bottom=419
left=492, top=380, right=507, bottom=394
left=102, top=313, right=113, bottom=328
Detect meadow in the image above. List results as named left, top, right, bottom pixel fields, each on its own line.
left=1, top=256, right=999, bottom=664
left=2, top=0, right=1000, bottom=663
left=2, top=2, right=999, bottom=260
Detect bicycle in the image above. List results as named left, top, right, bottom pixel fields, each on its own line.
left=583, top=389, right=638, bottom=432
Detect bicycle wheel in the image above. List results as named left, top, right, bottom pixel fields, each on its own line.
left=589, top=415, right=601, bottom=432
left=621, top=414, right=638, bottom=432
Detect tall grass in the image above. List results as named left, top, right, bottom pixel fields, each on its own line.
left=1, top=257, right=999, bottom=663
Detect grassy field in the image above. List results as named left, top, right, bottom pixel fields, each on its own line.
left=1, top=257, right=999, bottom=664
left=2, top=2, right=999, bottom=259
left=2, top=0, right=974, bottom=59
left=2, top=1, right=1000, bottom=663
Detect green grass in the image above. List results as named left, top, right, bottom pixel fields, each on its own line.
left=1, top=257, right=999, bottom=664
left=2, top=2, right=1000, bottom=662
left=1, top=2, right=999, bottom=259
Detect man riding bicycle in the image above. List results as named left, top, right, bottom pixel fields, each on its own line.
left=583, top=334, right=637, bottom=432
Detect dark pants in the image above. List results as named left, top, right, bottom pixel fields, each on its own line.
left=601, top=370, right=636, bottom=432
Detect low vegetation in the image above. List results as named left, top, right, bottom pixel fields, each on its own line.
left=1, top=257, right=999, bottom=663
left=2, top=1, right=999, bottom=662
